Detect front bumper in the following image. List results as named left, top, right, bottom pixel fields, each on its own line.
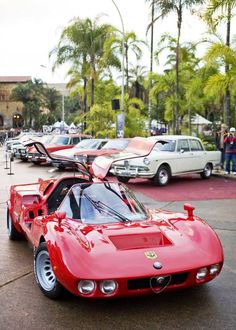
left=110, top=165, right=155, bottom=178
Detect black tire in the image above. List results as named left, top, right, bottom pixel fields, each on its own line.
left=7, top=208, right=22, bottom=240
left=200, top=163, right=212, bottom=179
left=153, top=165, right=171, bottom=186
left=117, top=176, right=130, bottom=184
left=34, top=242, right=63, bottom=299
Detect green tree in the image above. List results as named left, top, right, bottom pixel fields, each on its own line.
left=146, top=0, right=204, bottom=133
left=50, top=16, right=119, bottom=111
left=42, top=87, right=61, bottom=118
left=105, top=31, right=147, bottom=92
left=129, top=63, right=148, bottom=100
left=204, top=0, right=236, bottom=126
left=203, top=41, right=236, bottom=125
left=11, top=79, right=44, bottom=127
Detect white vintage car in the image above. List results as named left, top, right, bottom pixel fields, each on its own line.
left=92, top=136, right=221, bottom=186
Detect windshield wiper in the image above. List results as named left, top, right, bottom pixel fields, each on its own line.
left=84, top=194, right=130, bottom=223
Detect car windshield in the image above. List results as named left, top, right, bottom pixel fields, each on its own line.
left=153, top=140, right=176, bottom=152
left=102, top=139, right=129, bottom=150
left=59, top=182, right=148, bottom=224
left=40, top=135, right=54, bottom=144
left=50, top=135, right=70, bottom=145
left=74, top=139, right=102, bottom=150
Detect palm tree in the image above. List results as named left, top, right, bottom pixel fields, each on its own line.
left=50, top=16, right=118, bottom=109
left=146, top=0, right=204, bottom=133
left=105, top=31, right=147, bottom=92
left=204, top=0, right=236, bottom=126
left=203, top=40, right=236, bottom=124
left=129, top=63, right=148, bottom=100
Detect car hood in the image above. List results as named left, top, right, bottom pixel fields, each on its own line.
left=51, top=148, right=78, bottom=158
left=50, top=210, right=223, bottom=279
left=91, top=137, right=156, bottom=179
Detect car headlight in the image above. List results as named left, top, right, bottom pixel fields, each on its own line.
left=99, top=280, right=117, bottom=295
left=196, top=267, right=208, bottom=280
left=143, top=157, right=150, bottom=165
left=78, top=280, right=96, bottom=295
left=210, top=264, right=220, bottom=275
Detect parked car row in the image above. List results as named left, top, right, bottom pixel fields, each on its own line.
left=5, top=134, right=221, bottom=186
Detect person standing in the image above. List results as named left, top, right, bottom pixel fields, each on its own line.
left=215, top=123, right=228, bottom=169
left=224, top=127, right=236, bottom=175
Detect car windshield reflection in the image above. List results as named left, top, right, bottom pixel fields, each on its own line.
left=154, top=140, right=176, bottom=152
left=59, top=182, right=148, bottom=224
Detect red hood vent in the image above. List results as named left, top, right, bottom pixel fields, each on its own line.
left=109, top=232, right=172, bottom=250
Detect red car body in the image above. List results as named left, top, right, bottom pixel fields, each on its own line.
left=7, top=141, right=224, bottom=300
left=74, top=138, right=131, bottom=168
left=28, top=134, right=91, bottom=164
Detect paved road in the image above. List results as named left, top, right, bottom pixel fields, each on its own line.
left=0, top=153, right=236, bottom=330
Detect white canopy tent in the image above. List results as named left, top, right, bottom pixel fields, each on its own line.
left=191, top=114, right=212, bottom=125
left=53, top=121, right=69, bottom=129
left=191, top=114, right=212, bottom=135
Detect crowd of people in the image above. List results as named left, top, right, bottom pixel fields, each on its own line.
left=215, top=124, right=236, bottom=175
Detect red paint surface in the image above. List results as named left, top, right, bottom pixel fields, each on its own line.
left=127, top=175, right=236, bottom=202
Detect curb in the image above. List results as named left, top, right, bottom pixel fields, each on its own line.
left=212, top=170, right=236, bottom=180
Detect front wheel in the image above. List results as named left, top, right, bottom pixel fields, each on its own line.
left=153, top=165, right=171, bottom=186
left=117, top=176, right=130, bottom=183
left=200, top=163, right=212, bottom=179
left=7, top=208, right=22, bottom=240
left=34, top=242, right=63, bottom=299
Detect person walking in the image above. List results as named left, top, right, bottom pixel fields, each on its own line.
left=224, top=127, right=236, bottom=175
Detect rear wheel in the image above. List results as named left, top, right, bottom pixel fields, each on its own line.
left=200, top=163, right=212, bottom=179
left=153, top=165, right=171, bottom=186
left=117, top=176, right=130, bottom=184
left=34, top=242, right=63, bottom=299
left=7, top=208, right=22, bottom=240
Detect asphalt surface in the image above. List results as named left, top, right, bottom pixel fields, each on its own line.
left=0, top=150, right=236, bottom=330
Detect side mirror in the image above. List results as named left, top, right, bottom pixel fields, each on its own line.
left=184, top=204, right=195, bottom=220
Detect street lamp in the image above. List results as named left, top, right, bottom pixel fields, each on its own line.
left=111, top=0, right=125, bottom=138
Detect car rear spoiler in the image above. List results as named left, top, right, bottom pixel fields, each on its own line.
left=24, top=141, right=93, bottom=181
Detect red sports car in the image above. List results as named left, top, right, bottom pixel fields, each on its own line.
left=7, top=141, right=224, bottom=299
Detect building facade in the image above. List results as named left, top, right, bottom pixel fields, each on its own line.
left=0, top=76, right=31, bottom=129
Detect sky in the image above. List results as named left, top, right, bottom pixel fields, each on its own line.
left=0, top=0, right=207, bottom=83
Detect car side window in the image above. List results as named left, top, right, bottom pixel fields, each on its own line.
left=177, top=139, right=190, bottom=152
left=59, top=191, right=80, bottom=219
left=189, top=139, right=203, bottom=151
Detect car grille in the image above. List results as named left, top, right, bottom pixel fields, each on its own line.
left=113, top=165, right=149, bottom=172
left=28, top=152, right=42, bottom=158
left=127, top=272, right=189, bottom=290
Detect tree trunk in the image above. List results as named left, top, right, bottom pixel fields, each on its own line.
left=83, top=77, right=87, bottom=131
left=175, top=4, right=182, bottom=135
left=224, top=4, right=231, bottom=127
left=125, top=44, right=129, bottom=93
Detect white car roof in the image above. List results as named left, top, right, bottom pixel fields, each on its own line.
left=148, top=135, right=200, bottom=141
